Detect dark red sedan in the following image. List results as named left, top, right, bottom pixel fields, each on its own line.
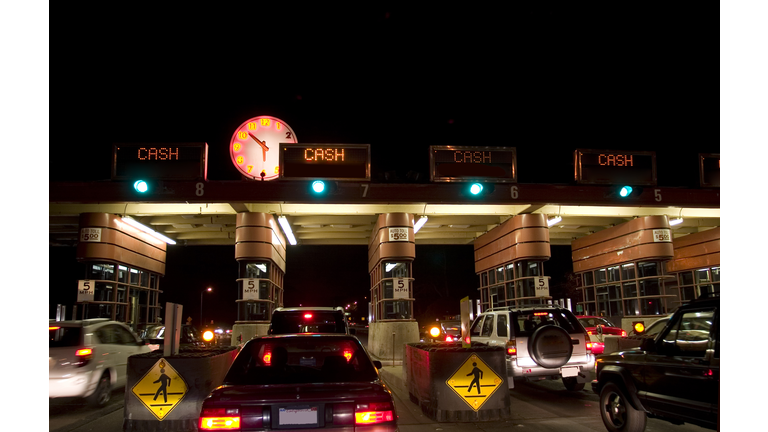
left=576, top=316, right=627, bottom=355
left=199, top=334, right=397, bottom=431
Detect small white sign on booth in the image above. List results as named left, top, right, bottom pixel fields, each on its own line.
left=243, top=279, right=262, bottom=300
left=534, top=277, right=550, bottom=298
left=388, top=228, right=409, bottom=242
left=652, top=229, right=671, bottom=242
left=393, top=278, right=409, bottom=298
left=77, top=280, right=95, bottom=302
left=80, top=228, right=102, bottom=242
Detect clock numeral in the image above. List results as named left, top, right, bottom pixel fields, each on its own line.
left=260, top=118, right=271, bottom=127
left=236, top=156, right=244, bottom=164
left=247, top=165, right=253, bottom=173
left=247, top=122, right=258, bottom=130
left=237, top=132, right=247, bottom=140
left=274, top=166, right=280, bottom=174
left=233, top=142, right=242, bottom=152
left=285, top=132, right=293, bottom=140
left=195, top=182, right=204, bottom=197
left=511, top=186, right=519, bottom=199
left=276, top=122, right=282, bottom=130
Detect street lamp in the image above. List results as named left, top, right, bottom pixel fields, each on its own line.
left=201, top=287, right=212, bottom=327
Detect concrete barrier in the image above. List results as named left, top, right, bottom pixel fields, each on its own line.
left=404, top=342, right=511, bottom=422
left=123, top=346, right=239, bottom=432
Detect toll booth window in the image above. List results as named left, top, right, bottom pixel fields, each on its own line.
left=118, top=265, right=128, bottom=283
left=129, top=268, right=140, bottom=285
left=384, top=261, right=409, bottom=278
left=243, top=262, right=270, bottom=279
left=87, top=263, right=115, bottom=281
left=637, top=261, right=660, bottom=277
left=606, top=266, right=620, bottom=282
left=621, top=263, right=635, bottom=280
left=505, top=264, right=514, bottom=281
left=383, top=300, right=411, bottom=320
left=238, top=301, right=271, bottom=321
left=92, top=283, right=114, bottom=301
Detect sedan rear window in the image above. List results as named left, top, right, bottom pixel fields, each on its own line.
left=269, top=311, right=346, bottom=334
left=49, top=327, right=82, bottom=347
left=225, top=337, right=378, bottom=385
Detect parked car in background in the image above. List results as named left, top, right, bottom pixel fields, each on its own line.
left=268, top=307, right=353, bottom=335
left=49, top=319, right=151, bottom=406
left=138, top=323, right=208, bottom=350
left=198, top=334, right=396, bottom=431
left=576, top=315, right=627, bottom=355
left=421, top=320, right=462, bottom=343
left=470, top=304, right=594, bottom=391
left=617, top=313, right=674, bottom=351
left=593, top=294, right=719, bottom=431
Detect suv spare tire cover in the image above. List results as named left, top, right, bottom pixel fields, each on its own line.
left=528, top=325, right=573, bottom=368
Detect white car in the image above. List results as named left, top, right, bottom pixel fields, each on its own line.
left=49, top=318, right=151, bottom=406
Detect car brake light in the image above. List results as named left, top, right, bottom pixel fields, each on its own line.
left=343, top=350, right=352, bottom=361
left=49, top=326, right=60, bottom=330
left=621, top=330, right=627, bottom=337
left=505, top=340, right=516, bottom=356
left=534, top=312, right=548, bottom=316
left=355, top=402, right=394, bottom=424
left=586, top=342, right=593, bottom=351
left=304, top=313, right=313, bottom=319
left=76, top=348, right=92, bottom=356
left=199, top=408, right=240, bottom=430
left=587, top=330, right=592, bottom=335
left=73, top=348, right=93, bottom=367
left=445, top=336, right=453, bottom=342
left=263, top=352, right=272, bottom=364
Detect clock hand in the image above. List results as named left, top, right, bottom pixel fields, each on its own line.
left=248, top=132, right=269, bottom=162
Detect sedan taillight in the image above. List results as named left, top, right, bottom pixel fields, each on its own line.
left=199, top=408, right=240, bottom=430
left=73, top=348, right=93, bottom=367
left=355, top=402, right=394, bottom=424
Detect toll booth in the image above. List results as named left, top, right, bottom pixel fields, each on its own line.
left=232, top=212, right=286, bottom=343
left=74, top=213, right=166, bottom=331
left=665, top=227, right=720, bottom=307
left=571, top=215, right=678, bottom=332
left=367, top=213, right=419, bottom=359
left=473, top=214, right=552, bottom=311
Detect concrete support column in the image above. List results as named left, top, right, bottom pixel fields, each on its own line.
left=367, top=213, right=419, bottom=360
left=232, top=212, right=287, bottom=345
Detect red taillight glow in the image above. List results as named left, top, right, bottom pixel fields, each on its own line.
left=621, top=330, right=627, bottom=337
left=505, top=340, right=516, bottom=356
left=49, top=326, right=60, bottom=330
left=304, top=313, right=313, bottom=319
left=199, top=408, right=241, bottom=430
left=586, top=342, right=593, bottom=351
left=76, top=348, right=93, bottom=356
left=263, top=352, right=272, bottom=364
left=534, top=312, right=548, bottom=316
left=445, top=336, right=453, bottom=342
left=355, top=402, right=394, bottom=424
left=343, top=350, right=352, bottom=361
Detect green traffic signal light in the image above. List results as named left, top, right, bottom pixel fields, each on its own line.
left=619, top=186, right=633, bottom=197
left=133, top=180, right=149, bottom=193
left=311, top=180, right=326, bottom=193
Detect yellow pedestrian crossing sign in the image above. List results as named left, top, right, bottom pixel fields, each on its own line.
left=445, top=353, right=504, bottom=411
left=131, top=358, right=188, bottom=421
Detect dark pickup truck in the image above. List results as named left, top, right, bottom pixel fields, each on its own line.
left=592, top=293, right=719, bottom=432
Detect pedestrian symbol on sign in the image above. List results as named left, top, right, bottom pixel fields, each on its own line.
left=131, top=358, right=188, bottom=421
left=445, top=354, right=503, bottom=411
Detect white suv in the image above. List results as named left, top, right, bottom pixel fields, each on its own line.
left=49, top=319, right=151, bottom=406
left=469, top=305, right=594, bottom=391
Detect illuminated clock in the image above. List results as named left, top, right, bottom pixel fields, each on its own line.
left=229, top=116, right=298, bottom=180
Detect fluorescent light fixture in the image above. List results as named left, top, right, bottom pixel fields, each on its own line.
left=413, top=216, right=428, bottom=233
left=121, top=217, right=177, bottom=245
left=449, top=224, right=470, bottom=228
left=278, top=216, right=297, bottom=245
left=385, top=263, right=400, bottom=272
left=330, top=224, right=353, bottom=228
left=547, top=216, right=562, bottom=227
left=669, top=218, right=684, bottom=226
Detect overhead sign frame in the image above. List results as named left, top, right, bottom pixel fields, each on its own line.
left=430, top=146, right=517, bottom=183
left=574, top=149, right=657, bottom=186
left=279, top=144, right=371, bottom=181
left=112, top=142, right=208, bottom=180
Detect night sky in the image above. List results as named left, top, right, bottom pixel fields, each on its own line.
left=43, top=5, right=725, bottom=327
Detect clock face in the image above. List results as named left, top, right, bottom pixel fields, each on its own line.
left=229, top=116, right=298, bottom=180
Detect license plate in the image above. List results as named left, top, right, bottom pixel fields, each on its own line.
left=561, top=367, right=579, bottom=377
left=279, top=407, right=318, bottom=426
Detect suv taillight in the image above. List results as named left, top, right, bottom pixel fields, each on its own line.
left=73, top=348, right=93, bottom=367
left=199, top=408, right=241, bottom=430
left=505, top=340, right=516, bottom=356
left=355, top=402, right=394, bottom=424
